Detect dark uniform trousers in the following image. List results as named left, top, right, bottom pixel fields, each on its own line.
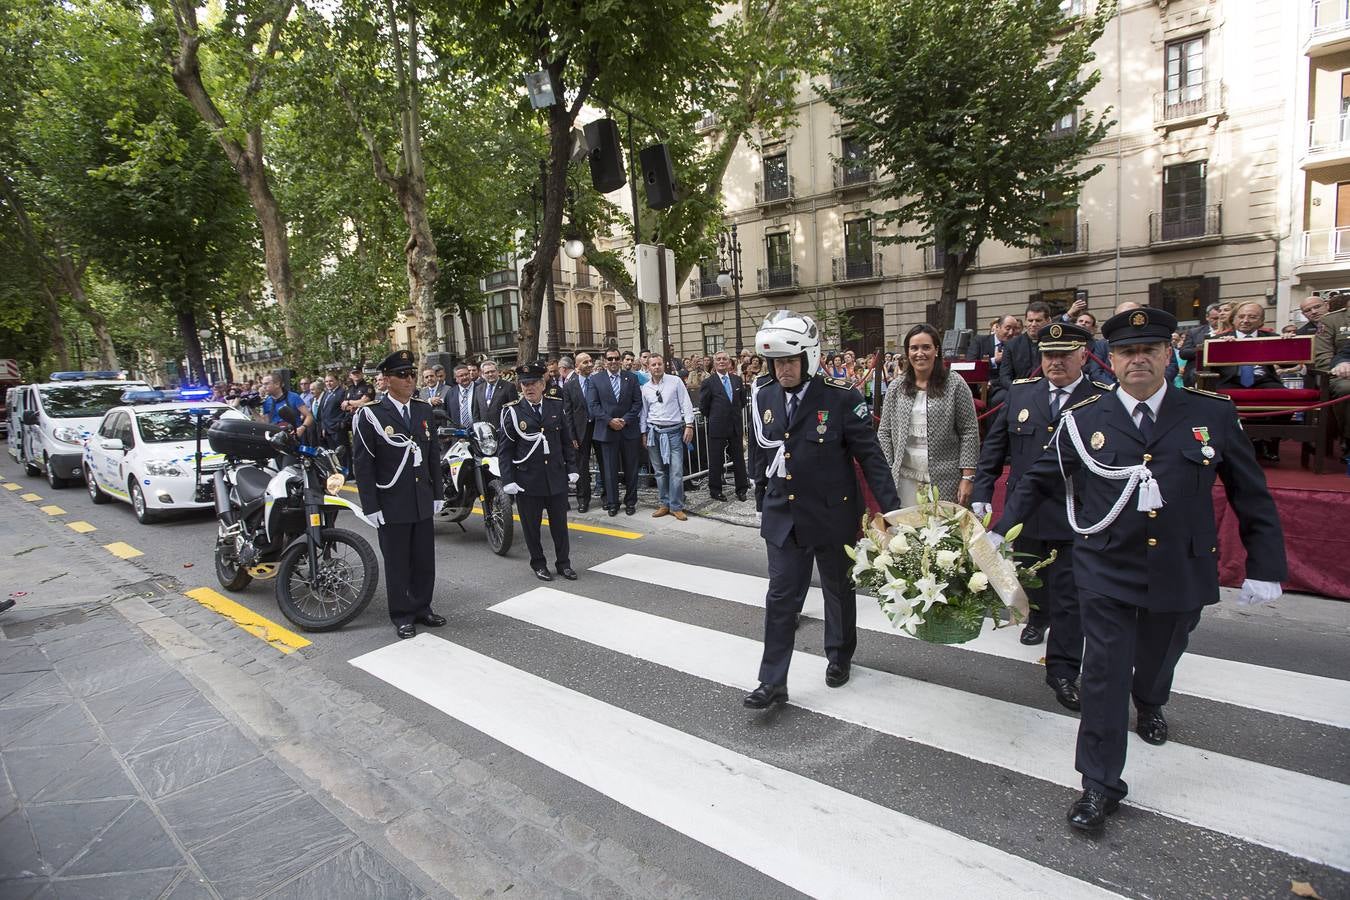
left=516, top=493, right=570, bottom=570
left=378, top=519, right=437, bottom=626
left=1017, top=535, right=1081, bottom=680
left=1078, top=591, right=1200, bottom=800
left=754, top=374, right=901, bottom=686
left=499, top=397, right=577, bottom=570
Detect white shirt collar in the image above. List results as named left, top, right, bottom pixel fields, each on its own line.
left=1115, top=381, right=1167, bottom=420
left=1048, top=374, right=1084, bottom=398
left=387, top=395, right=409, bottom=419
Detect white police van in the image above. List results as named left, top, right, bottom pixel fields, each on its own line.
left=8, top=372, right=149, bottom=489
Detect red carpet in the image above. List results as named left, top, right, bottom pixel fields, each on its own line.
left=858, top=455, right=1350, bottom=600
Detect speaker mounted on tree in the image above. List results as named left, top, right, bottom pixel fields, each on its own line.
left=584, top=118, right=626, bottom=193
left=640, top=143, right=679, bottom=210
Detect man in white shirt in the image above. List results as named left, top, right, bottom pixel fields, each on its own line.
left=639, top=355, right=695, bottom=520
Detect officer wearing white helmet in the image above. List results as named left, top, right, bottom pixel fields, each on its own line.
left=744, top=311, right=903, bottom=709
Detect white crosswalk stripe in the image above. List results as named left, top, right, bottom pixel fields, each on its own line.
left=351, top=635, right=1124, bottom=899
left=593, top=554, right=1350, bottom=730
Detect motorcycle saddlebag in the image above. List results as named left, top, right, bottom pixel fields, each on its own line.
left=208, top=417, right=283, bottom=462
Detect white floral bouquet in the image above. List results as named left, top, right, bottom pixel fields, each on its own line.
left=845, top=487, right=1052, bottom=644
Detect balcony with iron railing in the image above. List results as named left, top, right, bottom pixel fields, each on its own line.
left=696, top=111, right=720, bottom=132
left=484, top=268, right=518, bottom=289
left=757, top=264, right=800, bottom=293
left=698, top=278, right=724, bottom=299
left=1304, top=114, right=1350, bottom=169
left=1148, top=204, right=1222, bottom=245
left=831, top=253, right=884, bottom=283
left=754, top=175, right=795, bottom=206
left=833, top=164, right=875, bottom=192
left=1296, top=227, right=1350, bottom=275
left=1031, top=222, right=1089, bottom=261
left=1307, top=0, right=1350, bottom=56
left=1154, top=80, right=1226, bottom=127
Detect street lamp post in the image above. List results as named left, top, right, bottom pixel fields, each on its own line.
left=716, top=223, right=743, bottom=353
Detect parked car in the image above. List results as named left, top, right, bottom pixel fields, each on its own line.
left=10, top=372, right=149, bottom=488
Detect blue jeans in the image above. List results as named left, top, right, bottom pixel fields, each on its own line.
left=647, top=426, right=686, bottom=511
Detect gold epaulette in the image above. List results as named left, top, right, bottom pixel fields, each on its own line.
left=1012, top=376, right=1043, bottom=384
left=1091, top=381, right=1114, bottom=391
left=410, top=396, right=430, bottom=404
left=503, top=397, right=521, bottom=407
left=1183, top=386, right=1234, bottom=402
left=1065, top=394, right=1101, bottom=412
left=823, top=376, right=852, bottom=388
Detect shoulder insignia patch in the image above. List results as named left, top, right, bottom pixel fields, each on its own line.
left=1012, top=376, right=1043, bottom=385
left=1183, top=386, right=1234, bottom=402
left=410, top=396, right=430, bottom=405
left=853, top=401, right=870, bottom=419
left=824, top=376, right=851, bottom=389
left=1091, top=381, right=1114, bottom=390
left=503, top=398, right=521, bottom=407
left=1065, top=394, right=1101, bottom=412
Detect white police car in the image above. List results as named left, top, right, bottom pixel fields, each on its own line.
left=83, top=389, right=249, bottom=523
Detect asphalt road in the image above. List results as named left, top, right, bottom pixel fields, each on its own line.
left=5, top=451, right=1349, bottom=899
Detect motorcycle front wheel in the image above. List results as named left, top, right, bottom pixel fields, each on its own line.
left=483, top=478, right=514, bottom=557
left=275, top=527, right=378, bottom=631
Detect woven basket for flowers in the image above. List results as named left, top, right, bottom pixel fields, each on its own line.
left=913, top=607, right=983, bottom=645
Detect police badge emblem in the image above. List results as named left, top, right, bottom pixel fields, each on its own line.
left=1090, top=431, right=1105, bottom=450
left=1017, top=408, right=1029, bottom=423
left=1048, top=324, right=1063, bottom=339
left=1130, top=311, right=1147, bottom=327
left=762, top=408, right=773, bottom=425
left=384, top=425, right=395, bottom=436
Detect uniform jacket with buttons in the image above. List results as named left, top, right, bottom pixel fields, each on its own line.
left=352, top=395, right=441, bottom=524
left=994, top=385, right=1286, bottom=611
left=973, top=376, right=1109, bottom=543
left=754, top=374, right=900, bottom=549
left=1315, top=308, right=1350, bottom=371
left=497, top=396, right=577, bottom=496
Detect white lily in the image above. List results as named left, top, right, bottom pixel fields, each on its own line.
left=913, top=574, right=949, bottom=611
left=874, top=551, right=894, bottom=569
left=918, top=523, right=947, bottom=548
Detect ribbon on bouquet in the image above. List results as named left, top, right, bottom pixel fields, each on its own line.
left=878, top=500, right=1030, bottom=620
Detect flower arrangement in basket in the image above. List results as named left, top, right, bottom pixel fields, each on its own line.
left=845, top=486, right=1054, bottom=644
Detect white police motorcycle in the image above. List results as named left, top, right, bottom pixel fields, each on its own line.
left=437, top=419, right=513, bottom=556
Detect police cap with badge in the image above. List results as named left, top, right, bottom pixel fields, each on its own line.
left=1038, top=322, right=1094, bottom=352
left=1101, top=307, right=1177, bottom=346
left=379, top=349, right=417, bottom=376
left=515, top=362, right=547, bottom=383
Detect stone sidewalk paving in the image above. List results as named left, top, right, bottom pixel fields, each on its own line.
left=0, top=604, right=424, bottom=900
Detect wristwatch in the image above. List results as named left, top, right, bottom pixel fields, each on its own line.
left=960, top=474, right=975, bottom=481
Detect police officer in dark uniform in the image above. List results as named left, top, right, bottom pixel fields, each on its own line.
left=498, top=363, right=579, bottom=582
left=993, top=308, right=1286, bottom=834
left=743, top=312, right=902, bottom=709
left=352, top=350, right=445, bottom=639
left=972, top=323, right=1111, bottom=711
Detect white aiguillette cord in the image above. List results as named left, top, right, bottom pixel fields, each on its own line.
left=355, top=404, right=422, bottom=490
left=750, top=388, right=787, bottom=478
left=505, top=405, right=548, bottom=465
left=1054, top=409, right=1163, bottom=535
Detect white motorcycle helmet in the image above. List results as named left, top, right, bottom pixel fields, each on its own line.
left=755, top=310, right=821, bottom=378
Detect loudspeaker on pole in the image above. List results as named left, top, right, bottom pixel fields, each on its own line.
left=640, top=143, right=678, bottom=210
left=584, top=118, right=626, bottom=193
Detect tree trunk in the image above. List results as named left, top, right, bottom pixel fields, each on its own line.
left=458, top=306, right=473, bottom=358
left=56, top=257, right=118, bottom=370
left=177, top=309, right=207, bottom=384
left=935, top=249, right=975, bottom=332
left=239, top=129, right=301, bottom=356
left=213, top=305, right=234, bottom=383
left=41, top=285, right=69, bottom=371
left=518, top=99, right=573, bottom=363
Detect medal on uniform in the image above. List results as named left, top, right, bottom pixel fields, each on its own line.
left=1090, top=431, right=1105, bottom=450
left=763, top=408, right=773, bottom=425
left=1193, top=426, right=1215, bottom=458
left=1017, top=408, right=1029, bottom=423
left=817, top=410, right=829, bottom=434
left=384, top=425, right=395, bottom=436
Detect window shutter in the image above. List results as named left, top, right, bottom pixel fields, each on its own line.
left=925, top=302, right=939, bottom=327
left=1200, top=276, right=1220, bottom=308
left=966, top=298, right=979, bottom=330
left=1028, top=291, right=1042, bottom=306
left=1148, top=282, right=1163, bottom=309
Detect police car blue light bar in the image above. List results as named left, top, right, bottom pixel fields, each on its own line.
left=50, top=370, right=123, bottom=382
left=177, top=386, right=213, bottom=400
left=122, top=389, right=168, bottom=404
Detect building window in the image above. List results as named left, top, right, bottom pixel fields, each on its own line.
left=603, top=305, right=618, bottom=346
left=839, top=136, right=871, bottom=185
left=1051, top=108, right=1077, bottom=136
left=762, top=152, right=789, bottom=202
left=488, top=290, right=517, bottom=350
left=578, top=302, right=595, bottom=346
left=844, top=219, right=874, bottom=278
left=1149, top=276, right=1217, bottom=325
left=575, top=261, right=590, bottom=288
left=698, top=256, right=722, bottom=297
left=1164, top=35, right=1206, bottom=116
left=1161, top=161, right=1207, bottom=240
left=702, top=325, right=725, bottom=356
left=765, top=231, right=791, bottom=274
left=1039, top=187, right=1079, bottom=254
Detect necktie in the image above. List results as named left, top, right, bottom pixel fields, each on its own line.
left=533, top=403, right=542, bottom=418
left=1050, top=388, right=1066, bottom=418
left=611, top=373, right=620, bottom=398
left=786, top=391, right=799, bottom=423
left=1135, top=401, right=1154, bottom=443
left=723, top=374, right=732, bottom=401
left=1239, top=364, right=1256, bottom=387
left=402, top=404, right=412, bottom=431
left=460, top=389, right=471, bottom=424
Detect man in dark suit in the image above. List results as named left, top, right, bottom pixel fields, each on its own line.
left=561, top=353, right=597, bottom=512
left=314, top=372, right=347, bottom=456
left=997, top=301, right=1053, bottom=397
left=1296, top=294, right=1330, bottom=335
left=698, top=350, right=749, bottom=502
left=993, top=308, right=1286, bottom=835
left=587, top=347, right=643, bottom=516
left=446, top=364, right=476, bottom=429
left=1178, top=302, right=1226, bottom=385
left=743, top=312, right=901, bottom=709
left=352, top=350, right=445, bottom=639
left=498, top=363, right=578, bottom=581
left=967, top=314, right=1020, bottom=369
left=472, top=360, right=519, bottom=434
left=972, top=323, right=1111, bottom=711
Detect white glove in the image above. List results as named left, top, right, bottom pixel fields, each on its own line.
left=971, top=501, right=992, bottom=518
left=368, top=510, right=385, bottom=527
left=1236, top=579, right=1282, bottom=606
left=984, top=532, right=1005, bottom=551
left=433, top=500, right=445, bottom=515
left=568, top=472, right=579, bottom=485
left=502, top=482, right=523, bottom=496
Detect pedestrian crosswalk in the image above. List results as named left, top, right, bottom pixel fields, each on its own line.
left=350, top=553, right=1350, bottom=898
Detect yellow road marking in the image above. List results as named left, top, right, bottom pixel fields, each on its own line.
left=3, top=483, right=20, bottom=491
left=103, top=541, right=143, bottom=559
left=185, top=587, right=312, bottom=654
left=67, top=521, right=97, bottom=534
left=20, top=493, right=41, bottom=502
left=39, top=505, right=66, bottom=516
left=469, top=503, right=643, bottom=540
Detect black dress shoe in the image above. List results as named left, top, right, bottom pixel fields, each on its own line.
left=709, top=492, right=727, bottom=502
left=742, top=683, right=788, bottom=709
left=577, top=501, right=589, bottom=514
left=1136, top=707, right=1168, bottom=745
left=624, top=506, right=636, bottom=516
left=556, top=566, right=578, bottom=580
left=1019, top=623, right=1045, bottom=645
left=414, top=613, right=447, bottom=628
left=396, top=623, right=416, bottom=639
left=533, top=567, right=554, bottom=582
left=1067, top=789, right=1119, bottom=833
left=1047, top=675, right=1081, bottom=711
left=736, top=491, right=747, bottom=502
left=825, top=662, right=851, bottom=688
left=607, top=506, right=618, bottom=517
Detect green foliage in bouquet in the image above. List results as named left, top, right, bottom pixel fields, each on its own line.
left=845, top=486, right=1055, bottom=644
